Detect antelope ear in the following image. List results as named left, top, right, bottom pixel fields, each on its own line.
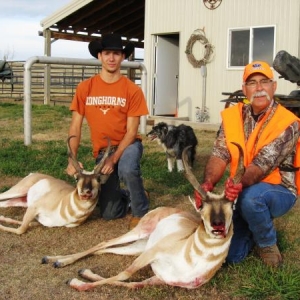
left=188, top=195, right=202, bottom=212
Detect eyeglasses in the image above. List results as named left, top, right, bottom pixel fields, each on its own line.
left=244, top=79, right=274, bottom=88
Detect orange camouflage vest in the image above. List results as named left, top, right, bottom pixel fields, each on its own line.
left=221, top=103, right=300, bottom=195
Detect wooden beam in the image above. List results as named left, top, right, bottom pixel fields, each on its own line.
left=47, top=31, right=144, bottom=48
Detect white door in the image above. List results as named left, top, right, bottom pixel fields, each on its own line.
left=153, top=35, right=179, bottom=116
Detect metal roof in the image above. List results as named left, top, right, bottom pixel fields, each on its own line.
left=40, top=0, right=145, bottom=49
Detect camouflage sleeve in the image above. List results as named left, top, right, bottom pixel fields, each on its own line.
left=252, top=121, right=300, bottom=175
left=211, top=124, right=231, bottom=163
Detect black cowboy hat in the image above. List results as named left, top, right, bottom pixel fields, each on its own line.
left=88, top=34, right=134, bottom=59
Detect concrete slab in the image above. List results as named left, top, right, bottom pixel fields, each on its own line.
left=146, top=116, right=220, bottom=132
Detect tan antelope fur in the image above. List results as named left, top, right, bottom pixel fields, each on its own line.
left=41, top=143, right=244, bottom=291
left=0, top=136, right=110, bottom=235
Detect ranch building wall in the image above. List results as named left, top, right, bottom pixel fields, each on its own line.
left=144, top=0, right=300, bottom=124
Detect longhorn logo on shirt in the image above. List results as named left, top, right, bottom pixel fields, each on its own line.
left=86, top=96, right=126, bottom=107
left=100, top=108, right=110, bottom=115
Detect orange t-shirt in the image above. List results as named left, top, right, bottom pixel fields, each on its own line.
left=70, top=75, right=149, bottom=157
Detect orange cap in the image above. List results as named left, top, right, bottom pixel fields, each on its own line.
left=243, top=61, right=274, bottom=82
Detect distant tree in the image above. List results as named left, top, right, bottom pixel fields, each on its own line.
left=1, top=47, right=15, bottom=61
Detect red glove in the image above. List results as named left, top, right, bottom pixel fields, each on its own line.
left=194, top=182, right=213, bottom=209
left=225, top=178, right=242, bottom=201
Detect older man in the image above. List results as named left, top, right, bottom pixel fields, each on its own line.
left=195, top=61, right=300, bottom=267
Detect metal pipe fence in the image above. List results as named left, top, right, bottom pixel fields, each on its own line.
left=23, top=56, right=147, bottom=145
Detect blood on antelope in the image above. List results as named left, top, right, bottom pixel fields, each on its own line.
left=41, top=142, right=244, bottom=291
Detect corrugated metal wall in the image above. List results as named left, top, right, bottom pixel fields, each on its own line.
left=144, top=0, right=300, bottom=123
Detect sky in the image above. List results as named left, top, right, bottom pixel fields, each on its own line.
left=0, top=0, right=99, bottom=61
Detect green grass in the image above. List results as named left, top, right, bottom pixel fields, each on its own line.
left=0, top=102, right=299, bottom=300
left=0, top=139, right=93, bottom=184
left=231, top=262, right=300, bottom=299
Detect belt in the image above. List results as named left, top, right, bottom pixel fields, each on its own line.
left=98, top=138, right=141, bottom=155
left=98, top=145, right=118, bottom=155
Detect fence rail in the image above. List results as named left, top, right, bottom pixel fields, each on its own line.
left=21, top=56, right=146, bottom=145
left=0, top=60, right=141, bottom=104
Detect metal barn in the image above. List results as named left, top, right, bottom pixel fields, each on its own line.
left=39, top=0, right=300, bottom=124
left=143, top=0, right=300, bottom=123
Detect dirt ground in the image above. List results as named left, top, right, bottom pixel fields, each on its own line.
left=1, top=112, right=232, bottom=300
left=1, top=103, right=299, bottom=300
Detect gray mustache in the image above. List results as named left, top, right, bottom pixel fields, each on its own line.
left=250, top=91, right=271, bottom=102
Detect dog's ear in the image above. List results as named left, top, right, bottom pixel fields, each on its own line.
left=162, top=124, right=169, bottom=134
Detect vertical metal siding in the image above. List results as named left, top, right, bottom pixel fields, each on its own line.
left=144, top=0, right=300, bottom=123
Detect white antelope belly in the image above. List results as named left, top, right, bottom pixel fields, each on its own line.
left=150, top=251, right=217, bottom=288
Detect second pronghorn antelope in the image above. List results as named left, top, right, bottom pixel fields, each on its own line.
left=41, top=142, right=244, bottom=291
left=0, top=136, right=111, bottom=235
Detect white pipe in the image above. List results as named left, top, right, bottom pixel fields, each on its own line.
left=200, top=65, right=207, bottom=111
left=23, top=56, right=147, bottom=145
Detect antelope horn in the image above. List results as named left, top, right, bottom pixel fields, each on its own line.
left=182, top=146, right=207, bottom=199
left=94, top=137, right=111, bottom=174
left=230, top=142, right=245, bottom=184
left=67, top=135, right=82, bottom=174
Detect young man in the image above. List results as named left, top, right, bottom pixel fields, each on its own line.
left=66, top=34, right=149, bottom=229
left=195, top=61, right=300, bottom=267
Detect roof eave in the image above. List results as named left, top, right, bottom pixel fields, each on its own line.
left=40, top=0, right=94, bottom=30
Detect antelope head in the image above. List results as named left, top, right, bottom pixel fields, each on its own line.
left=182, top=142, right=245, bottom=239
left=67, top=136, right=111, bottom=201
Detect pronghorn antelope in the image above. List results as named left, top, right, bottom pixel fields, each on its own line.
left=0, top=136, right=110, bottom=235
left=41, top=142, right=244, bottom=291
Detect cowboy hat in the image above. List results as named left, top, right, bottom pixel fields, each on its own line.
left=88, top=34, right=134, bottom=59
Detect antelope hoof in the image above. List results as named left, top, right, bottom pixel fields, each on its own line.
left=53, top=261, right=63, bottom=268
left=78, top=268, right=86, bottom=276
left=41, top=256, right=49, bottom=264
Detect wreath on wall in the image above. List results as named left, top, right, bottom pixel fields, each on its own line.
left=185, top=28, right=214, bottom=68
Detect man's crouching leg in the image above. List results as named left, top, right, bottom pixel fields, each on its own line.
left=97, top=170, right=128, bottom=220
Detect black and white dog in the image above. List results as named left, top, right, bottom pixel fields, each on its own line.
left=147, top=122, right=198, bottom=172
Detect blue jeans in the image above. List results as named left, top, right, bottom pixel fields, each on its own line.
left=96, top=140, right=149, bottom=220
left=226, top=182, right=296, bottom=264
